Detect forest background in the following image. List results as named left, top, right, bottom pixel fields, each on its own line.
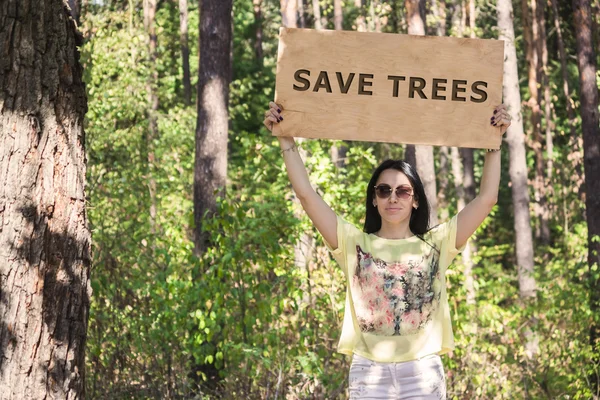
left=82, top=0, right=599, bottom=398
left=1, top=0, right=599, bottom=399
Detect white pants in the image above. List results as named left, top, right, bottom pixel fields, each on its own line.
left=348, top=353, right=446, bottom=399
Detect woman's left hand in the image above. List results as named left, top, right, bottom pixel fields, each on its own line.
left=491, top=104, right=511, bottom=135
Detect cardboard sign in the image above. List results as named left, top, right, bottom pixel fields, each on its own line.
left=273, top=28, right=504, bottom=149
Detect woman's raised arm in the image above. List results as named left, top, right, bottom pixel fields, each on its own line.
left=456, top=104, right=511, bottom=249
left=263, top=102, right=339, bottom=250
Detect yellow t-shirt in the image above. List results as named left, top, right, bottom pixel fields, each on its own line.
left=324, top=215, right=464, bottom=363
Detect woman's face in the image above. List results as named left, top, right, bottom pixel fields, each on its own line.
left=373, top=169, right=419, bottom=225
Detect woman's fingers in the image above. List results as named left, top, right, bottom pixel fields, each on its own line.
left=269, top=101, right=282, bottom=112
left=263, top=114, right=279, bottom=131
left=491, top=104, right=510, bottom=128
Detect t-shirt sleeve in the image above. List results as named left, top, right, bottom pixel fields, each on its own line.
left=322, top=215, right=360, bottom=275
left=429, top=214, right=466, bottom=270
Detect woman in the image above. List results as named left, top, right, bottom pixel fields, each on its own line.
left=263, top=101, right=510, bottom=399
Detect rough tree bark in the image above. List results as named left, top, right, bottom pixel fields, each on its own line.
left=405, top=0, right=438, bottom=226
left=297, top=0, right=306, bottom=28
left=191, top=0, right=232, bottom=389
left=0, top=0, right=91, bottom=398
left=179, top=0, right=192, bottom=105
left=194, top=0, right=232, bottom=256
left=572, top=0, right=600, bottom=381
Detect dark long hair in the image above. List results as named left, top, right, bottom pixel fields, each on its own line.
left=363, top=159, right=431, bottom=236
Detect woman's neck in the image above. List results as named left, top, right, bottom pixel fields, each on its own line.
left=375, top=221, right=414, bottom=239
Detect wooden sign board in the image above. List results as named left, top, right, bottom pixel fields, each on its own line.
left=273, top=28, right=504, bottom=149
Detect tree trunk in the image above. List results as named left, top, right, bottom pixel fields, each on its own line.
left=468, top=0, right=476, bottom=37
left=0, top=1, right=91, bottom=397
left=330, top=0, right=348, bottom=168
left=572, top=0, right=600, bottom=380
left=281, top=0, right=298, bottom=28
left=551, top=0, right=577, bottom=139
left=254, top=0, right=264, bottom=66
left=497, top=0, right=536, bottom=300
left=499, top=0, right=539, bottom=377
left=334, top=0, right=343, bottom=30
left=405, top=0, right=438, bottom=226
left=540, top=2, right=553, bottom=183
left=298, top=0, right=306, bottom=28
left=405, top=0, right=426, bottom=35
left=451, top=148, right=476, bottom=305
left=312, top=0, right=322, bottom=29
left=143, top=0, right=159, bottom=238
left=551, top=0, right=583, bottom=193
left=194, top=0, right=232, bottom=256
left=179, top=0, right=192, bottom=105
left=453, top=0, right=478, bottom=309
left=192, top=0, right=232, bottom=389
left=522, top=0, right=550, bottom=244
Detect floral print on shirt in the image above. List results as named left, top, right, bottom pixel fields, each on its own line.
left=352, top=244, right=441, bottom=336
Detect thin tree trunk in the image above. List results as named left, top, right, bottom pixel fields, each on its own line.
left=434, top=4, right=449, bottom=222
left=280, top=0, right=315, bottom=342
left=194, top=1, right=232, bottom=254
left=572, top=1, right=600, bottom=388
left=192, top=0, right=233, bottom=389
left=498, top=1, right=539, bottom=374
left=540, top=3, right=553, bottom=182
left=312, top=0, right=322, bottom=29
left=331, top=0, right=348, bottom=168
left=551, top=0, right=577, bottom=139
left=254, top=0, right=264, bottom=66
left=498, top=0, right=536, bottom=302
left=179, top=0, right=192, bottom=105
left=455, top=0, right=478, bottom=309
left=334, top=0, right=343, bottom=30
left=438, top=146, right=450, bottom=222
left=0, top=1, right=91, bottom=397
left=535, top=0, right=550, bottom=243
left=405, top=0, right=438, bottom=226
left=298, top=0, right=306, bottom=28
left=523, top=0, right=550, bottom=244
left=143, top=0, right=159, bottom=238
left=281, top=0, right=298, bottom=28
left=551, top=0, right=583, bottom=194
left=451, top=148, right=476, bottom=305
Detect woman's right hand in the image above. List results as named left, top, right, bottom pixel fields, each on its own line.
left=263, top=101, right=284, bottom=132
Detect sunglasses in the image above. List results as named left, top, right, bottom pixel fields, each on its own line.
left=374, top=184, right=414, bottom=200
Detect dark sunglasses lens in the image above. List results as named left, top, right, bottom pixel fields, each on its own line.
left=375, top=185, right=392, bottom=198
left=396, top=188, right=412, bottom=199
